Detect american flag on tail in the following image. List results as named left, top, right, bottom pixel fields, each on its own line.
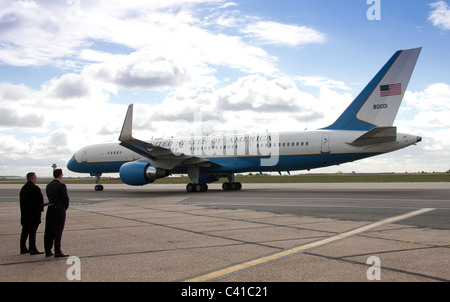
left=380, top=83, right=402, bottom=97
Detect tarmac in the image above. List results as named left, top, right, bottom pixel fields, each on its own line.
left=1, top=183, right=449, bottom=284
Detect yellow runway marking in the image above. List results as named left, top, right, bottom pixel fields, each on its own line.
left=184, top=208, right=435, bottom=282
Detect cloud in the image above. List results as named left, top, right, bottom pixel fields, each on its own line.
left=88, top=49, right=191, bottom=89
left=0, top=83, right=33, bottom=101
left=404, top=82, right=450, bottom=111
left=45, top=73, right=94, bottom=99
left=128, top=74, right=345, bottom=141
left=0, top=1, right=210, bottom=66
left=395, top=81, right=450, bottom=172
left=0, top=0, right=279, bottom=75
left=220, top=2, right=238, bottom=9
left=216, top=75, right=306, bottom=112
left=0, top=128, right=72, bottom=179
left=295, top=76, right=350, bottom=91
left=428, top=1, right=450, bottom=30
left=408, top=110, right=450, bottom=128
left=0, top=1, right=87, bottom=66
left=420, top=128, right=450, bottom=151
left=242, top=21, right=327, bottom=47
left=0, top=107, right=44, bottom=128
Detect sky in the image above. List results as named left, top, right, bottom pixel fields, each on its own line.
left=1, top=0, right=450, bottom=178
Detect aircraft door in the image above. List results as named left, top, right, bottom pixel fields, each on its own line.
left=321, top=133, right=330, bottom=154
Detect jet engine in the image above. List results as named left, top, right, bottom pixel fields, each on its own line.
left=119, top=161, right=169, bottom=186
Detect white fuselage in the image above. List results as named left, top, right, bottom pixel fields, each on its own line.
left=68, top=129, right=420, bottom=175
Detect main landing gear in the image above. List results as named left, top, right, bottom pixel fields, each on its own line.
left=222, top=182, right=242, bottom=191
left=222, top=173, right=242, bottom=191
left=185, top=168, right=242, bottom=193
left=185, top=172, right=243, bottom=192
left=186, top=183, right=208, bottom=192
left=185, top=182, right=242, bottom=192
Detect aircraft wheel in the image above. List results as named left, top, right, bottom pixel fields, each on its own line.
left=222, top=182, right=230, bottom=191
left=95, top=185, right=104, bottom=191
left=187, top=183, right=208, bottom=192
left=195, top=183, right=208, bottom=192
left=235, top=182, right=242, bottom=190
left=186, top=183, right=195, bottom=192
left=222, top=182, right=242, bottom=191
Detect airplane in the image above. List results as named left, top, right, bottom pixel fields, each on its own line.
left=67, top=47, right=423, bottom=192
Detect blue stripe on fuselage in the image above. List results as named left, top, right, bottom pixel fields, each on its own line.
left=67, top=153, right=379, bottom=176
left=67, top=156, right=127, bottom=174
left=200, top=153, right=379, bottom=174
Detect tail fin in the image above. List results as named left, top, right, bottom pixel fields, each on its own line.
left=324, top=47, right=421, bottom=131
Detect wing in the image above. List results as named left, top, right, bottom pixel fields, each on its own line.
left=118, top=104, right=213, bottom=170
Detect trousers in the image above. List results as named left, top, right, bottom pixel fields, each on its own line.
left=20, top=223, right=39, bottom=252
left=44, top=206, right=66, bottom=254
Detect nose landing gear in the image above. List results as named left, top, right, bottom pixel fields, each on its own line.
left=93, top=173, right=104, bottom=191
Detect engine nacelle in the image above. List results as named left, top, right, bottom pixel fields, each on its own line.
left=119, top=161, right=168, bottom=186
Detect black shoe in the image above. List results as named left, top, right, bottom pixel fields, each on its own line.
left=45, top=252, right=54, bottom=257
left=30, top=249, right=44, bottom=255
left=54, top=252, right=69, bottom=258
left=20, top=248, right=29, bottom=255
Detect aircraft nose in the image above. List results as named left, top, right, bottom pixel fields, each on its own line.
left=416, top=136, right=422, bottom=143
left=67, top=155, right=79, bottom=172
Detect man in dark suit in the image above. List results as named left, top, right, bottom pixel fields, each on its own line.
left=19, top=172, right=44, bottom=255
left=44, top=168, right=70, bottom=258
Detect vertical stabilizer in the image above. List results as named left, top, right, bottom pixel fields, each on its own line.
left=324, top=47, right=421, bottom=131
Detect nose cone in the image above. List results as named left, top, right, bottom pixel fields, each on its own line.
left=67, top=155, right=80, bottom=172
left=417, top=136, right=422, bottom=143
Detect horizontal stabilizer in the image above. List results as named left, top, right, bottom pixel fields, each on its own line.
left=348, top=126, right=397, bottom=146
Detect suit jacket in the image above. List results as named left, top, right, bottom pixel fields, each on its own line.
left=20, top=181, right=44, bottom=225
left=46, top=179, right=69, bottom=210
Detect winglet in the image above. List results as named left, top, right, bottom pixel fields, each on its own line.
left=119, top=104, right=134, bottom=142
